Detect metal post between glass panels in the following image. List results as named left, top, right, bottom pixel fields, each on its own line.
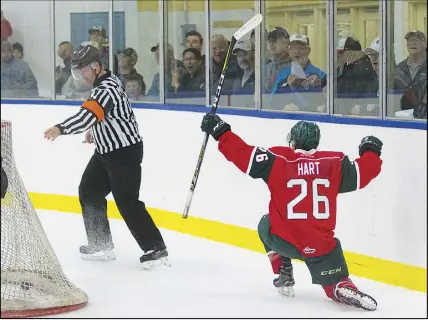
left=379, top=0, right=387, bottom=119
left=327, top=0, right=336, bottom=116
left=159, top=0, right=166, bottom=104
left=254, top=0, right=262, bottom=111
left=108, top=0, right=113, bottom=75
left=50, top=0, right=56, bottom=101
left=205, top=0, right=212, bottom=109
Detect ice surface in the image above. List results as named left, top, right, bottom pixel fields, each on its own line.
left=34, top=210, right=426, bottom=318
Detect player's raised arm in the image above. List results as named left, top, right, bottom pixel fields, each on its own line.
left=339, top=135, right=383, bottom=193
left=200, top=113, right=275, bottom=182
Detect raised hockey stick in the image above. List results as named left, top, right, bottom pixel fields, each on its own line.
left=182, top=14, right=263, bottom=219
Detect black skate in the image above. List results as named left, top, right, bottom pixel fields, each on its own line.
left=273, top=257, right=295, bottom=297
left=139, top=248, right=170, bottom=270
left=80, top=245, right=116, bottom=261
left=335, top=281, right=377, bottom=311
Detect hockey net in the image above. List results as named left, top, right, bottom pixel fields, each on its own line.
left=1, top=120, right=88, bottom=318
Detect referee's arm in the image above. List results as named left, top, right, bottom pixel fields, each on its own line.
left=55, top=90, right=114, bottom=135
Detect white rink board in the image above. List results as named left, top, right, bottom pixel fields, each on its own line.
left=1, top=104, right=427, bottom=268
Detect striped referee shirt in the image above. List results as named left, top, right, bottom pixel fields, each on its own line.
left=56, top=71, right=142, bottom=154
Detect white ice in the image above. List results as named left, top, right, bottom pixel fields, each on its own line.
left=36, top=210, right=426, bottom=318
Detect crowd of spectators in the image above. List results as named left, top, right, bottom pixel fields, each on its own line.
left=1, top=10, right=426, bottom=119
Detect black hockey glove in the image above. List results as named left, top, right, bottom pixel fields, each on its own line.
left=359, top=135, right=383, bottom=157
left=201, top=113, right=231, bottom=141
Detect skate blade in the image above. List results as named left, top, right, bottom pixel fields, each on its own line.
left=278, top=286, right=295, bottom=297
left=81, top=250, right=116, bottom=261
left=141, top=257, right=171, bottom=270
left=337, top=288, right=377, bottom=311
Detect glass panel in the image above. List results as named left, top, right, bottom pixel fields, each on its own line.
left=165, top=0, right=206, bottom=106
left=210, top=1, right=256, bottom=109
left=262, top=0, right=328, bottom=114
left=54, top=1, right=111, bottom=101
left=334, top=0, right=380, bottom=117
left=387, top=0, right=427, bottom=120
left=113, top=0, right=160, bottom=102
left=1, top=1, right=52, bottom=99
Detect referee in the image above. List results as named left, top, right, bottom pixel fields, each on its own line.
left=44, top=44, right=168, bottom=268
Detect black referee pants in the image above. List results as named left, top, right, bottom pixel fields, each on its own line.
left=78, top=142, right=166, bottom=253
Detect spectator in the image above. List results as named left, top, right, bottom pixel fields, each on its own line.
left=124, top=73, right=146, bottom=101
left=172, top=48, right=205, bottom=93
left=397, top=30, right=427, bottom=111
left=88, top=26, right=118, bottom=74
left=1, top=11, right=13, bottom=41
left=231, top=40, right=255, bottom=91
left=250, top=29, right=271, bottom=63
left=55, top=41, right=73, bottom=94
left=363, top=37, right=382, bottom=114
left=186, top=30, right=205, bottom=70
left=117, top=47, right=145, bottom=94
left=12, top=42, right=23, bottom=59
left=266, top=27, right=292, bottom=90
left=413, top=71, right=427, bottom=119
left=186, top=30, right=203, bottom=53
left=146, top=42, right=185, bottom=97
left=364, top=37, right=380, bottom=76
left=336, top=37, right=378, bottom=115
left=211, top=34, right=239, bottom=91
left=1, top=41, right=38, bottom=98
left=270, top=34, right=326, bottom=112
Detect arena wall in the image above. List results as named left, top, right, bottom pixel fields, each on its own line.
left=1, top=103, right=426, bottom=293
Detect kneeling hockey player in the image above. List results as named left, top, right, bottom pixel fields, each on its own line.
left=200, top=113, right=383, bottom=311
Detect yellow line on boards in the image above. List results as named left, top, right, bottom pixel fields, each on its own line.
left=28, top=192, right=427, bottom=293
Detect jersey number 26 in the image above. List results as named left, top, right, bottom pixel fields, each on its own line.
left=286, top=178, right=330, bottom=220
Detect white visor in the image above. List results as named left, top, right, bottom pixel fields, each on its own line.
left=71, top=62, right=96, bottom=80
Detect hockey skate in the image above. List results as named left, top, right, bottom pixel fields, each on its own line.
left=140, top=248, right=170, bottom=270
left=334, top=279, right=377, bottom=311
left=80, top=245, right=116, bottom=261
left=273, top=257, right=295, bottom=297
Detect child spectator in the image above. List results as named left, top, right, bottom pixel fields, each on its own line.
left=12, top=42, right=23, bottom=59
left=124, top=73, right=146, bottom=101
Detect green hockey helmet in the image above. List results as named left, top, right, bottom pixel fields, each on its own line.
left=286, top=120, right=321, bottom=151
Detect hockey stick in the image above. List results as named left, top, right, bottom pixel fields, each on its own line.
left=182, top=14, right=263, bottom=219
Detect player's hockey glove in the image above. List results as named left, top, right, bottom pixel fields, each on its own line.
left=201, top=113, right=231, bottom=141
left=358, top=135, right=383, bottom=157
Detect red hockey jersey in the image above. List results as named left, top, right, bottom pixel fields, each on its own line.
left=217, top=130, right=382, bottom=257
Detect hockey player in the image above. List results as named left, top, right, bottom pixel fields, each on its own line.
left=200, top=113, right=383, bottom=311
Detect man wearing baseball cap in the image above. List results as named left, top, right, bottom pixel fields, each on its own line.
left=117, top=47, right=146, bottom=96
left=88, top=26, right=118, bottom=74
left=364, top=37, right=380, bottom=75
left=270, top=34, right=326, bottom=112
left=231, top=40, right=255, bottom=90
left=266, top=27, right=292, bottom=90
left=396, top=30, right=427, bottom=115
left=335, top=36, right=378, bottom=115
left=397, top=30, right=426, bottom=84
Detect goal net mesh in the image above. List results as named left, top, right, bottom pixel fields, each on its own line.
left=1, top=120, right=88, bottom=318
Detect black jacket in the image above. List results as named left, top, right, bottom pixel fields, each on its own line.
left=336, top=55, right=378, bottom=115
